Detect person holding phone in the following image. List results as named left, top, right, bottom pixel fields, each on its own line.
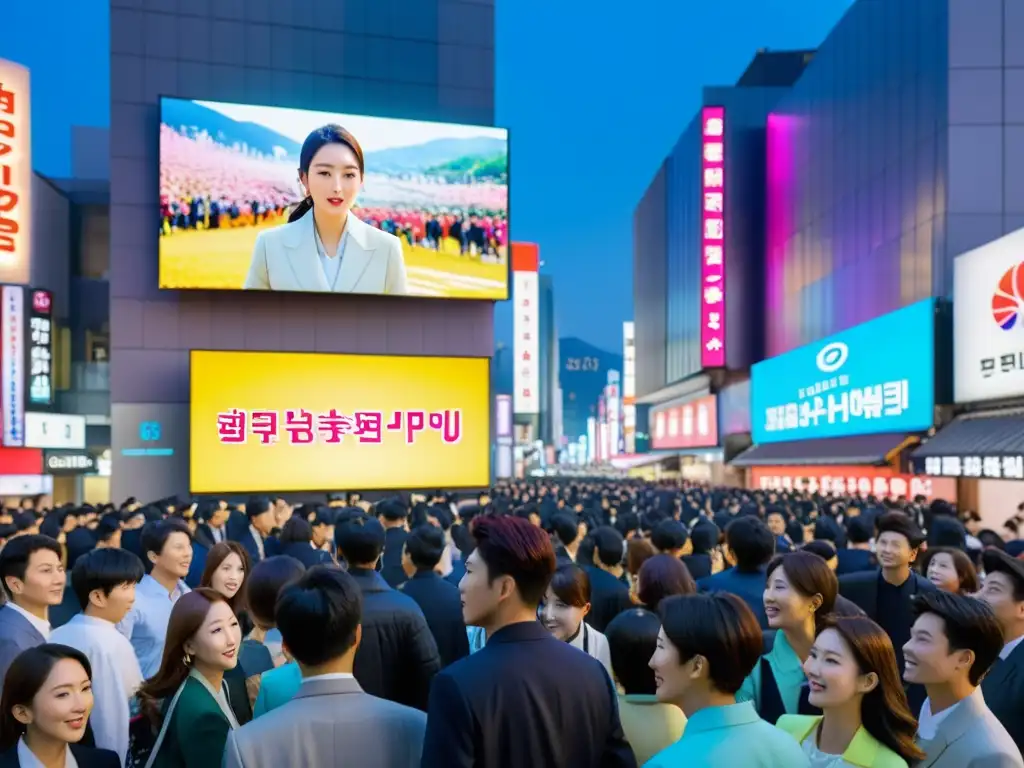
left=243, top=124, right=408, bottom=296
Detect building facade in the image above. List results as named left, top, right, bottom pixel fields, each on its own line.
left=109, top=0, right=497, bottom=500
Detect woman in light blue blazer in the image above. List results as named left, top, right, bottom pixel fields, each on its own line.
left=244, top=124, right=408, bottom=296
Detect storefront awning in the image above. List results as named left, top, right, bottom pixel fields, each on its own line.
left=911, top=410, right=1024, bottom=479
left=730, top=432, right=917, bottom=467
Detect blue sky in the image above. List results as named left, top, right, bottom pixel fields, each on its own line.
left=1, top=0, right=853, bottom=353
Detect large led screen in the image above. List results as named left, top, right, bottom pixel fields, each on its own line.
left=189, top=351, right=491, bottom=493
left=160, top=97, right=509, bottom=300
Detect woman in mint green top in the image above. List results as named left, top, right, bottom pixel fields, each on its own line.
left=646, top=593, right=810, bottom=768
left=777, top=614, right=925, bottom=768
left=739, top=552, right=837, bottom=723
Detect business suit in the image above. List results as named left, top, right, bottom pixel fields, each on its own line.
left=836, top=547, right=877, bottom=575
left=0, top=743, right=120, bottom=768
left=225, top=676, right=426, bottom=768
left=916, top=689, right=1023, bottom=767
left=399, top=571, right=470, bottom=667
left=244, top=211, right=408, bottom=295
left=279, top=542, right=333, bottom=569
left=698, top=567, right=769, bottom=629
left=982, top=641, right=1024, bottom=756
left=0, top=605, right=45, bottom=688
left=381, top=527, right=410, bottom=589
left=584, top=565, right=632, bottom=632
left=151, top=676, right=235, bottom=768
left=420, top=620, right=637, bottom=768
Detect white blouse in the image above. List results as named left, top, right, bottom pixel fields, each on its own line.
left=568, top=623, right=614, bottom=681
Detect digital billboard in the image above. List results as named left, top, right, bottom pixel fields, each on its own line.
left=700, top=106, right=726, bottom=368
left=0, top=59, right=31, bottom=285
left=512, top=243, right=539, bottom=414
left=650, top=395, right=718, bottom=450
left=751, top=300, right=935, bottom=444
left=190, top=351, right=490, bottom=493
left=159, top=97, right=508, bottom=300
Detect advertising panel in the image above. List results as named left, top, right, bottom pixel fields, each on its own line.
left=0, top=60, right=31, bottom=285
left=606, top=370, right=621, bottom=458
left=513, top=243, right=539, bottom=415
left=112, top=404, right=189, bottom=502
left=24, top=412, right=86, bottom=450
left=751, top=300, right=935, bottom=444
left=495, top=394, right=512, bottom=438
left=44, top=450, right=98, bottom=475
left=918, top=454, right=1024, bottom=481
left=1, top=284, right=24, bottom=446
left=953, top=226, right=1024, bottom=403
left=158, top=97, right=507, bottom=300
left=190, top=351, right=490, bottom=493
left=750, top=465, right=957, bottom=502
left=700, top=106, right=726, bottom=368
left=623, top=322, right=636, bottom=454
left=27, top=288, right=52, bottom=406
left=651, top=395, right=718, bottom=450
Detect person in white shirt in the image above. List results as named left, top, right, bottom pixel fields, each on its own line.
left=51, top=547, right=145, bottom=764
left=540, top=564, right=614, bottom=680
left=223, top=566, right=425, bottom=768
left=903, top=590, right=1023, bottom=767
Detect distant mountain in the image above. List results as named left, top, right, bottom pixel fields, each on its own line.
left=160, top=99, right=301, bottom=159
left=365, top=137, right=506, bottom=175
left=559, top=338, right=623, bottom=441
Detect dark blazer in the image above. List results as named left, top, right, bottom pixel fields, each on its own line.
left=584, top=565, right=632, bottom=632
left=280, top=542, right=333, bottom=569
left=185, top=539, right=209, bottom=589
left=681, top=553, right=712, bottom=581
left=445, top=559, right=466, bottom=588
left=399, top=571, right=470, bottom=668
left=234, top=528, right=277, bottom=564
left=421, top=620, right=637, bottom=768
left=151, top=676, right=233, bottom=768
left=381, top=528, right=411, bottom=589
left=698, top=567, right=769, bottom=629
left=837, top=569, right=935, bottom=622
left=0, top=605, right=45, bottom=688
left=65, top=527, right=97, bottom=569
left=835, top=548, right=877, bottom=576
left=0, top=744, right=120, bottom=768
left=193, top=523, right=227, bottom=551
left=980, top=639, right=1024, bottom=755
left=348, top=568, right=441, bottom=711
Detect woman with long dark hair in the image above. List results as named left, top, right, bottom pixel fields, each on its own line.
left=0, top=644, right=120, bottom=767
left=778, top=614, right=925, bottom=767
left=243, top=124, right=408, bottom=295
left=136, top=589, right=241, bottom=767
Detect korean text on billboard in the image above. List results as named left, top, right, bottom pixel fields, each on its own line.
left=1, top=284, right=25, bottom=446
left=700, top=106, right=726, bottom=368
left=215, top=408, right=462, bottom=446
left=922, top=454, right=1024, bottom=480
left=28, top=289, right=52, bottom=405
left=0, top=61, right=30, bottom=284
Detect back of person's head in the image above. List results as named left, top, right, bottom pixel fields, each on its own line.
left=813, top=517, right=841, bottom=543
left=275, top=566, right=362, bottom=667
left=605, top=608, right=661, bottom=695
left=376, top=498, right=409, bottom=523
left=928, top=516, right=967, bottom=550
left=0, top=644, right=93, bottom=750
left=591, top=526, right=625, bottom=568
left=847, top=516, right=873, bottom=545
left=626, top=537, right=656, bottom=577
left=689, top=520, right=720, bottom=555
left=334, top=515, right=385, bottom=567
left=245, top=496, right=273, bottom=521
left=94, top=513, right=122, bottom=545
left=245, top=555, right=305, bottom=629
left=725, top=516, right=775, bottom=571
left=876, top=512, right=925, bottom=549
left=71, top=547, right=145, bottom=611
left=638, top=554, right=697, bottom=612
left=801, top=539, right=837, bottom=564
left=659, top=593, right=763, bottom=694
left=405, top=524, right=446, bottom=571
left=910, top=591, right=1004, bottom=686
left=766, top=552, right=838, bottom=630
left=651, top=519, right=688, bottom=553
left=550, top=513, right=579, bottom=548
left=279, top=516, right=314, bottom=545
left=472, top=514, right=555, bottom=608
left=0, top=535, right=63, bottom=600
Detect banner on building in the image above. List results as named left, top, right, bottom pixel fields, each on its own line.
left=0, top=60, right=31, bottom=285
left=1, top=284, right=25, bottom=445
left=512, top=243, right=540, bottom=415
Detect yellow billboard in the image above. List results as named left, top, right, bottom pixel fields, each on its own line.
left=190, top=351, right=490, bottom=493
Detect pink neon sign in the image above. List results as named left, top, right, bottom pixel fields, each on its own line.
left=700, top=106, right=726, bottom=368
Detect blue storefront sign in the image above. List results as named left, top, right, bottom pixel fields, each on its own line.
left=751, top=300, right=936, bottom=444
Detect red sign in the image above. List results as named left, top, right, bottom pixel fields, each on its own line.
left=0, top=446, right=42, bottom=475
left=0, top=59, right=31, bottom=284
left=749, top=465, right=957, bottom=502
left=31, top=289, right=50, bottom=314
left=651, top=395, right=718, bottom=450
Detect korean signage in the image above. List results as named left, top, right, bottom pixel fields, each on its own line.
left=512, top=243, right=539, bottom=415
left=606, top=370, right=621, bottom=458
left=700, top=106, right=726, bottom=368
left=623, top=322, right=636, bottom=454
left=28, top=289, right=52, bottom=405
left=751, top=300, right=935, bottom=444
left=651, top=395, right=718, bottom=450
left=953, top=225, right=1024, bottom=403
left=919, top=454, right=1024, bottom=481
left=750, top=465, right=957, bottom=502
left=24, top=412, right=86, bottom=450
left=0, top=60, right=31, bottom=285
left=44, top=450, right=98, bottom=475
left=190, top=351, right=490, bottom=493
left=1, top=284, right=24, bottom=446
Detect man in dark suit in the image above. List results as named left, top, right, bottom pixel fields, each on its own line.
left=839, top=511, right=935, bottom=715
left=377, top=499, right=411, bottom=589
left=335, top=514, right=441, bottom=711
left=193, top=500, right=230, bottom=550
left=398, top=525, right=469, bottom=668
left=697, top=516, right=775, bottom=629
left=977, top=547, right=1024, bottom=754
left=421, top=515, right=636, bottom=768
left=835, top=516, right=877, bottom=575
left=234, top=496, right=277, bottom=564
left=550, top=512, right=584, bottom=566
left=584, top=526, right=631, bottom=632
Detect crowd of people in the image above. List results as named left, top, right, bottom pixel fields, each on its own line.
left=0, top=482, right=1022, bottom=767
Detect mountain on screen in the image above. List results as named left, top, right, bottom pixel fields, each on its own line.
left=160, top=99, right=302, bottom=158
left=365, top=137, right=506, bottom=174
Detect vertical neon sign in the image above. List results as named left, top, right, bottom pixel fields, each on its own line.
left=700, top=106, right=726, bottom=368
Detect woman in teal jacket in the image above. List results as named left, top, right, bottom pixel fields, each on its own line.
left=777, top=614, right=925, bottom=768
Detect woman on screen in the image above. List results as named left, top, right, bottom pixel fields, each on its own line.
left=243, top=124, right=408, bottom=295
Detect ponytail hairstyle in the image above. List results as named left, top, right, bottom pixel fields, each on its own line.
left=288, top=124, right=365, bottom=223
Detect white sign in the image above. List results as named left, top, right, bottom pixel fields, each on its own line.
left=513, top=270, right=539, bottom=414
left=1, top=284, right=24, bottom=446
left=954, top=226, right=1024, bottom=403
left=623, top=322, right=636, bottom=454
left=24, top=412, right=86, bottom=449
left=921, top=454, right=1024, bottom=480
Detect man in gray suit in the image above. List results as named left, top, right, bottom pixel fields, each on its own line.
left=222, top=565, right=425, bottom=768
left=904, top=591, right=1023, bottom=767
left=0, top=535, right=66, bottom=689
